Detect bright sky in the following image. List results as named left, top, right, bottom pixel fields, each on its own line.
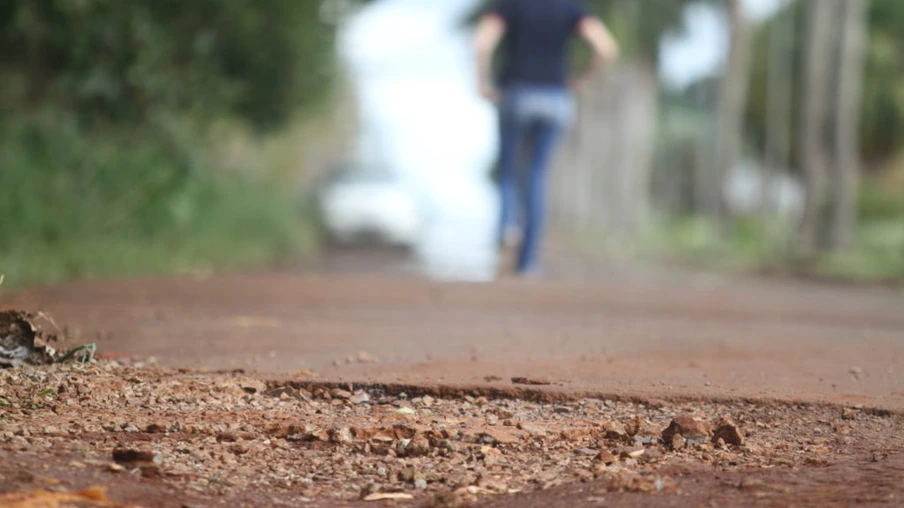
left=660, top=0, right=787, bottom=90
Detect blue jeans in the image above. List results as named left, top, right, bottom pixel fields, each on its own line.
left=496, top=84, right=573, bottom=274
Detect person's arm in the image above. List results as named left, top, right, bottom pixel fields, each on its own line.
left=474, top=12, right=507, bottom=102
left=573, top=16, right=620, bottom=91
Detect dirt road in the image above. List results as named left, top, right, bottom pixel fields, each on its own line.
left=3, top=260, right=902, bottom=409
left=1, top=257, right=903, bottom=506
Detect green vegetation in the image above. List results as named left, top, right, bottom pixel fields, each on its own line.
left=647, top=0, right=904, bottom=285
left=745, top=0, right=904, bottom=166
left=0, top=1, right=336, bottom=289
left=4, top=1, right=902, bottom=289
left=639, top=215, right=904, bottom=285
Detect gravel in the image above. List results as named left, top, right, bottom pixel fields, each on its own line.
left=0, top=361, right=900, bottom=506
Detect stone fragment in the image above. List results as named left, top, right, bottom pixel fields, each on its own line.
left=662, top=416, right=713, bottom=446
left=712, top=418, right=744, bottom=446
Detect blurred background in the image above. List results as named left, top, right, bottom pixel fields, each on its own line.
left=1, top=0, right=902, bottom=288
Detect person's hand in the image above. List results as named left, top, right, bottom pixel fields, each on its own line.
left=480, top=83, right=501, bottom=103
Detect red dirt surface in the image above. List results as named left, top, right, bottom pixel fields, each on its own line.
left=1, top=263, right=903, bottom=506
left=3, top=269, right=902, bottom=409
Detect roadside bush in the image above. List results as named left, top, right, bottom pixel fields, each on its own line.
left=0, top=113, right=316, bottom=288
left=0, top=1, right=334, bottom=288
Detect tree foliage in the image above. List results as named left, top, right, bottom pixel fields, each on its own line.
left=0, top=0, right=335, bottom=130
left=583, top=0, right=700, bottom=65
left=745, top=0, right=904, bottom=167
left=0, top=1, right=336, bottom=287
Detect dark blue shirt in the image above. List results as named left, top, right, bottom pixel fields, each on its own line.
left=489, top=0, right=588, bottom=88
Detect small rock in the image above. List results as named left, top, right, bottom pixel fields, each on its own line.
left=849, top=366, right=863, bottom=380
left=363, top=493, right=413, bottom=502
left=330, top=388, right=352, bottom=400
left=357, top=351, right=378, bottom=364
left=596, top=451, right=618, bottom=465
left=712, top=418, right=744, bottom=447
left=397, top=465, right=421, bottom=483
left=228, top=444, right=249, bottom=455
left=670, top=433, right=686, bottom=450
left=414, top=479, right=428, bottom=490
left=480, top=429, right=520, bottom=445
left=599, top=422, right=627, bottom=439
left=625, top=417, right=644, bottom=437
left=112, top=448, right=162, bottom=466
left=446, top=471, right=479, bottom=489
left=634, top=435, right=656, bottom=446
left=145, top=423, right=168, bottom=434
left=740, top=442, right=762, bottom=454
left=833, top=423, right=853, bottom=435
left=870, top=452, right=889, bottom=462
left=108, top=463, right=125, bottom=472
left=662, top=415, right=713, bottom=445
left=350, top=392, right=371, bottom=405
left=216, top=432, right=239, bottom=443
left=486, top=414, right=499, bottom=426
left=239, top=380, right=266, bottom=394
left=329, top=427, right=353, bottom=444
left=421, top=396, right=435, bottom=407
left=841, top=408, right=857, bottom=421
left=359, top=484, right=381, bottom=499
left=496, top=408, right=515, bottom=419
left=643, top=448, right=664, bottom=461
left=576, top=447, right=598, bottom=457
left=517, top=423, right=547, bottom=438
left=475, top=397, right=489, bottom=407
left=619, top=447, right=645, bottom=459
left=564, top=428, right=597, bottom=445
left=477, top=475, right=508, bottom=493
left=478, top=445, right=504, bottom=466
left=644, top=399, right=669, bottom=410
left=397, top=436, right=430, bottom=457
left=371, top=433, right=395, bottom=444
left=511, top=377, right=551, bottom=386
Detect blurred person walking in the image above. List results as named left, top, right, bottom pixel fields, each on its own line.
left=474, top=0, right=618, bottom=277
